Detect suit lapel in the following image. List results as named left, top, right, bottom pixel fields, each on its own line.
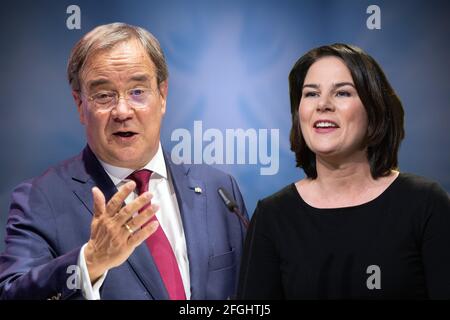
left=71, top=145, right=168, bottom=300
left=164, top=152, right=209, bottom=300
left=124, top=244, right=168, bottom=299
left=71, top=146, right=117, bottom=214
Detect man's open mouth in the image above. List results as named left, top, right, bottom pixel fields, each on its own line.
left=113, top=131, right=137, bottom=138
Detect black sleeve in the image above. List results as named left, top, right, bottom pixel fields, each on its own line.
left=421, top=183, right=450, bottom=299
left=237, top=201, right=284, bottom=299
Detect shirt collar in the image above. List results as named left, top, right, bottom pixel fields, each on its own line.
left=98, top=142, right=167, bottom=186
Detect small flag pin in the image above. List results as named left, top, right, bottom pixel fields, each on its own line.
left=194, top=187, right=202, bottom=194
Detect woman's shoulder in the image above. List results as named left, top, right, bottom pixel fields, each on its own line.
left=391, top=173, right=449, bottom=211
left=255, top=183, right=298, bottom=212
left=250, top=184, right=300, bottom=231
left=396, top=172, right=448, bottom=196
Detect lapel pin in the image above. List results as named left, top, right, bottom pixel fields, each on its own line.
left=194, top=187, right=202, bottom=194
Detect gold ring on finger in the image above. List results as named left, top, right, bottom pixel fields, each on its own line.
left=124, top=223, right=134, bottom=234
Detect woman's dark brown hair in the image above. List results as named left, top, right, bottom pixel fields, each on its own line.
left=289, top=43, right=405, bottom=179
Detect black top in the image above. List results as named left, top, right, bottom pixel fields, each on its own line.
left=237, top=173, right=450, bottom=299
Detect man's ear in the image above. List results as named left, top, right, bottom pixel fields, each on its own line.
left=72, top=90, right=86, bottom=125
left=158, top=80, right=168, bottom=115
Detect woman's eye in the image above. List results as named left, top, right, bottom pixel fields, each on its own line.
left=303, top=91, right=318, bottom=98
left=336, top=90, right=351, bottom=97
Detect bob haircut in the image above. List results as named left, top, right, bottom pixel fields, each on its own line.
left=289, top=43, right=405, bottom=179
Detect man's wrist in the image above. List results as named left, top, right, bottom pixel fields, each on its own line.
left=84, top=242, right=106, bottom=284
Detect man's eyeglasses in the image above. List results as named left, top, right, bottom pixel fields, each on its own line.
left=84, top=88, right=156, bottom=111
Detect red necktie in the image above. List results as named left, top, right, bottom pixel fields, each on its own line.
left=127, top=169, right=186, bottom=300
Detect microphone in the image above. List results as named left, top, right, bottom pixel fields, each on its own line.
left=217, top=187, right=249, bottom=229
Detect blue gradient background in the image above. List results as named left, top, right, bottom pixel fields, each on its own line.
left=1, top=0, right=449, bottom=251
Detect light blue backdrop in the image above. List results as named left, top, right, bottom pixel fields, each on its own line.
left=1, top=0, right=449, bottom=251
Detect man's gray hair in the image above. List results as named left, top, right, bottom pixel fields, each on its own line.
left=67, top=22, right=168, bottom=91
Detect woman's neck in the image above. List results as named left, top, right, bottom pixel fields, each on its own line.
left=314, top=153, right=375, bottom=195
left=296, top=152, right=398, bottom=208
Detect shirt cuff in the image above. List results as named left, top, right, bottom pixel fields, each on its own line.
left=78, top=243, right=108, bottom=300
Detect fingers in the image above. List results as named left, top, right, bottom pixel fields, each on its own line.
left=92, top=187, right=106, bottom=218
left=128, top=220, right=159, bottom=248
left=105, top=181, right=136, bottom=216
left=115, top=191, right=153, bottom=225
left=123, top=204, right=158, bottom=233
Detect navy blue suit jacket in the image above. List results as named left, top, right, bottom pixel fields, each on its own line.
left=0, top=146, right=247, bottom=300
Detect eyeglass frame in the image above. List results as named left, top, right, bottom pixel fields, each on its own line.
left=79, top=85, right=161, bottom=111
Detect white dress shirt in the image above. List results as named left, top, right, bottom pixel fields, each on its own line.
left=78, top=142, right=191, bottom=299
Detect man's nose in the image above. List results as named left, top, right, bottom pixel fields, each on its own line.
left=111, top=97, right=133, bottom=120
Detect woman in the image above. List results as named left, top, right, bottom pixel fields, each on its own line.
left=237, top=44, right=450, bottom=299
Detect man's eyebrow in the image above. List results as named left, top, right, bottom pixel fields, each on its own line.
left=129, top=74, right=152, bottom=82
left=85, top=74, right=153, bottom=91
left=87, top=79, right=111, bottom=91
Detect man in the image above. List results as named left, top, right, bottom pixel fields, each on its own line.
left=0, top=23, right=247, bottom=300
